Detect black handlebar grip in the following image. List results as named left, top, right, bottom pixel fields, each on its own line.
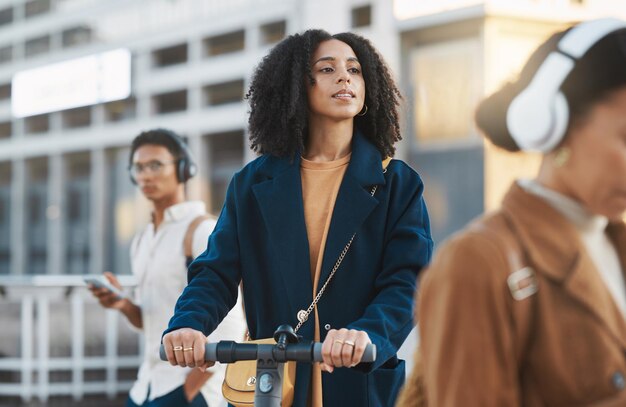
left=205, top=343, right=218, bottom=361
left=312, top=343, right=376, bottom=363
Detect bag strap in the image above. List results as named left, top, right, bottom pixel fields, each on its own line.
left=501, top=212, right=537, bottom=366
left=294, top=161, right=390, bottom=333
left=184, top=214, right=212, bottom=267
left=382, top=157, right=392, bottom=170
left=182, top=214, right=250, bottom=341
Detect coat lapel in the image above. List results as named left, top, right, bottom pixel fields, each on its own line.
left=252, top=155, right=313, bottom=316
left=251, top=133, right=386, bottom=314
left=503, top=183, right=626, bottom=350
left=608, top=223, right=626, bottom=287
left=563, top=252, right=626, bottom=349
left=318, top=132, right=386, bottom=286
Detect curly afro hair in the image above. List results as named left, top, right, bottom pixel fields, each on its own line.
left=246, top=29, right=402, bottom=158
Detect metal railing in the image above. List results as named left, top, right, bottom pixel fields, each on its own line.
left=0, top=274, right=420, bottom=403
left=0, top=275, right=141, bottom=403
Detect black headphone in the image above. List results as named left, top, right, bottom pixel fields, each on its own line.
left=506, top=18, right=626, bottom=152
left=129, top=129, right=198, bottom=185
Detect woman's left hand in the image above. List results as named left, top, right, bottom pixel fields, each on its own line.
left=320, top=328, right=371, bottom=373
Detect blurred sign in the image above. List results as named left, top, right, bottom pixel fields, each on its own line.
left=392, top=0, right=608, bottom=20
left=393, top=0, right=483, bottom=19
left=11, top=48, right=131, bottom=118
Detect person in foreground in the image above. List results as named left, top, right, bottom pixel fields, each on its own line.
left=89, top=129, right=246, bottom=406
left=162, top=29, right=433, bottom=406
left=398, top=18, right=626, bottom=407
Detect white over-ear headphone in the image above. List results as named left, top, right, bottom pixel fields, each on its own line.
left=506, top=18, right=626, bottom=153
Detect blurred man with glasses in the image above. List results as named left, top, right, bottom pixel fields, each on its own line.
left=88, top=128, right=246, bottom=407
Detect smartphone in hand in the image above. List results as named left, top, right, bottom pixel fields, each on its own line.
left=84, top=276, right=127, bottom=300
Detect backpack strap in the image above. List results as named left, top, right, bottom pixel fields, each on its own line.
left=184, top=215, right=212, bottom=267
left=183, top=214, right=249, bottom=339
left=382, top=157, right=392, bottom=171
left=500, top=212, right=538, bottom=368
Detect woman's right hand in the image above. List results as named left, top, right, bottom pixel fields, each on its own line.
left=162, top=328, right=214, bottom=371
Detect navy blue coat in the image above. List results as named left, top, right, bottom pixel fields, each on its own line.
left=165, top=132, right=433, bottom=406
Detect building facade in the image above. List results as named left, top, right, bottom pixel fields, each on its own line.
left=395, top=0, right=624, bottom=241
left=1, top=0, right=615, bottom=278
left=0, top=0, right=399, bottom=278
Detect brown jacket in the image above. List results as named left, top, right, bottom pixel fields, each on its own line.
left=409, top=182, right=626, bottom=407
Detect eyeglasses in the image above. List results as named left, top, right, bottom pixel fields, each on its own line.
left=128, top=160, right=176, bottom=178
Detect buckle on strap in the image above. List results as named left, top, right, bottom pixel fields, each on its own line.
left=507, top=267, right=538, bottom=301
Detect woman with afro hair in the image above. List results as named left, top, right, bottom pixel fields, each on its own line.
left=163, top=29, right=433, bottom=406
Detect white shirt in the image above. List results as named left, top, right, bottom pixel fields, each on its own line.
left=128, top=201, right=247, bottom=405
left=519, top=180, right=626, bottom=318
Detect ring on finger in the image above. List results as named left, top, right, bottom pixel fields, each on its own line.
left=344, top=340, right=355, bottom=347
left=183, top=347, right=193, bottom=352
left=173, top=345, right=183, bottom=351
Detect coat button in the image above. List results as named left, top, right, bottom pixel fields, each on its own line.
left=324, top=324, right=331, bottom=331
left=612, top=371, right=625, bottom=390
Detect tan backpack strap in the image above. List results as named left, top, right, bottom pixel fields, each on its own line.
left=501, top=212, right=538, bottom=366
left=382, top=157, right=392, bottom=171
left=184, top=215, right=212, bottom=260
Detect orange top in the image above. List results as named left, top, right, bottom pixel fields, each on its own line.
left=300, top=153, right=351, bottom=407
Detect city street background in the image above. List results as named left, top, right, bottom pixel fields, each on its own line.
left=0, top=0, right=622, bottom=405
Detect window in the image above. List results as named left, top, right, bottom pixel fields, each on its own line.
left=152, top=43, right=188, bottom=67
left=24, top=0, right=51, bottom=19
left=25, top=35, right=51, bottom=58
left=26, top=187, right=47, bottom=274
left=62, top=107, right=91, bottom=129
left=65, top=153, right=91, bottom=273
left=0, top=190, right=5, bottom=223
left=62, top=26, right=92, bottom=48
left=103, top=147, right=133, bottom=276
left=26, top=158, right=48, bottom=275
left=0, top=194, right=5, bottom=227
left=28, top=158, right=48, bottom=182
left=0, top=163, right=11, bottom=275
left=153, top=89, right=187, bottom=114
left=351, top=5, right=372, bottom=28
left=260, top=20, right=286, bottom=45
left=67, top=187, right=83, bottom=221
left=0, top=83, right=10, bottom=100
left=25, top=114, right=50, bottom=134
left=203, top=79, right=244, bottom=106
left=205, top=130, right=244, bottom=213
left=104, top=98, right=136, bottom=122
left=204, top=30, right=245, bottom=56
left=28, top=190, right=43, bottom=222
left=0, top=7, right=13, bottom=27
left=0, top=164, right=9, bottom=274
left=0, top=162, right=9, bottom=185
left=66, top=153, right=90, bottom=180
left=0, top=121, right=11, bottom=139
left=0, top=45, right=12, bottom=65
left=410, top=38, right=481, bottom=144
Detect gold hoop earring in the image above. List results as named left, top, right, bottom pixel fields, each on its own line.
left=553, top=147, right=570, bottom=168
left=357, top=104, right=368, bottom=117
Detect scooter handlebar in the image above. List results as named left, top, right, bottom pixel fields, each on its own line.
left=159, top=341, right=376, bottom=364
